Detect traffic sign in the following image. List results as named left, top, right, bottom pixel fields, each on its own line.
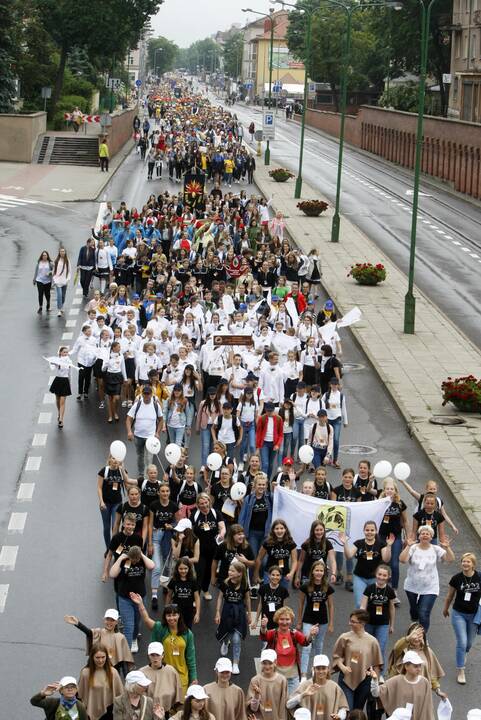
left=245, top=82, right=253, bottom=90
left=106, top=78, right=122, bottom=91
left=254, top=130, right=264, bottom=142
left=262, top=111, right=276, bottom=140
left=135, top=79, right=142, bottom=87
left=273, top=81, right=283, bottom=93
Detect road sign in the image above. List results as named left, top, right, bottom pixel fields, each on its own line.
left=106, top=78, right=122, bottom=91
left=273, top=81, right=283, bottom=93
left=245, top=82, right=253, bottom=90
left=262, top=111, right=276, bottom=140
left=135, top=79, right=142, bottom=87
left=254, top=130, right=264, bottom=142
left=41, top=87, right=52, bottom=99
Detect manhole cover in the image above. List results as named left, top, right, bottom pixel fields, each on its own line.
left=342, top=363, right=365, bottom=372
left=429, top=416, right=466, bottom=426
left=340, top=444, right=377, bottom=455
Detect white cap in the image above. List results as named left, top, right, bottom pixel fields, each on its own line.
left=174, top=518, right=192, bottom=532
left=125, top=670, right=152, bottom=687
left=260, top=649, right=277, bottom=664
left=294, top=710, right=311, bottom=720
left=59, top=677, right=77, bottom=688
left=215, top=658, right=233, bottom=672
left=104, top=608, right=119, bottom=621
left=467, top=712, right=481, bottom=720
left=148, top=642, right=164, bottom=656
left=387, top=709, right=413, bottom=720
left=313, top=654, right=330, bottom=667
left=186, top=685, right=209, bottom=700
left=402, top=650, right=424, bottom=665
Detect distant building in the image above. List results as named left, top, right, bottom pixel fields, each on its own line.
left=448, top=0, right=481, bottom=121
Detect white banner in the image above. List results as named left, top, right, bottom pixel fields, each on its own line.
left=272, top=486, right=391, bottom=551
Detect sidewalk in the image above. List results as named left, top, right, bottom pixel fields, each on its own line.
left=0, top=139, right=134, bottom=203
left=254, top=163, right=481, bottom=538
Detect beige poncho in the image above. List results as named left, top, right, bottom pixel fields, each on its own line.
left=291, top=678, right=348, bottom=718
left=77, top=666, right=123, bottom=720
left=377, top=674, right=434, bottom=720
left=139, top=664, right=183, bottom=712
left=203, top=682, right=247, bottom=720
left=246, top=672, right=287, bottom=720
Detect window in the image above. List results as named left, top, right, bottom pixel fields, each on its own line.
left=464, top=33, right=469, bottom=57
left=453, top=76, right=459, bottom=99
left=471, top=34, right=477, bottom=58
left=455, top=31, right=461, bottom=58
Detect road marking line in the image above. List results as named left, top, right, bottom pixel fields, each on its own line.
left=0, top=585, right=9, bottom=611
left=65, top=320, right=77, bottom=328
left=445, top=235, right=453, bottom=239
left=32, top=433, right=47, bottom=447
left=72, top=297, right=81, bottom=305
left=43, top=393, right=55, bottom=405
left=422, top=220, right=431, bottom=224
left=8, top=513, right=27, bottom=534
left=461, top=247, right=470, bottom=252
left=25, top=456, right=42, bottom=471
left=430, top=225, right=439, bottom=229
left=0, top=547, right=18, bottom=571
left=68, top=308, right=79, bottom=316
left=62, top=332, right=73, bottom=340
left=436, top=230, right=446, bottom=234
left=38, top=412, right=52, bottom=424
left=17, top=483, right=35, bottom=502
left=470, top=253, right=480, bottom=258
left=452, top=241, right=462, bottom=245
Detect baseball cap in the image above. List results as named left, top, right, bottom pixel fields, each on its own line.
left=207, top=387, right=217, bottom=395
left=186, top=685, right=209, bottom=700
left=282, top=457, right=294, bottom=466
left=142, top=384, right=153, bottom=394
left=324, top=299, right=334, bottom=310
left=271, top=295, right=279, bottom=303
left=260, top=649, right=277, bottom=663
left=132, top=293, right=140, bottom=299
left=215, top=658, right=233, bottom=672
left=174, top=518, right=192, bottom=532
left=239, top=303, right=247, bottom=310
left=402, top=650, right=425, bottom=665
left=313, top=654, right=330, bottom=667
left=104, top=609, right=119, bottom=621
left=264, top=401, right=275, bottom=411
left=59, top=677, right=77, bottom=688
left=294, top=710, right=311, bottom=720
left=148, top=642, right=164, bottom=656
left=125, top=670, right=152, bottom=687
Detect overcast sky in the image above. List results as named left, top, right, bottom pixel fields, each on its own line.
left=151, top=0, right=274, bottom=47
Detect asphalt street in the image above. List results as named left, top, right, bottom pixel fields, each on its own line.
left=228, top=97, right=481, bottom=349
left=0, top=146, right=480, bottom=717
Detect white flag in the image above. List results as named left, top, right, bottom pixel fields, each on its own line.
left=272, top=486, right=391, bottom=551
left=285, top=297, right=299, bottom=327
left=337, top=307, right=362, bottom=328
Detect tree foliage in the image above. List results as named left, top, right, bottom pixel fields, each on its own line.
left=176, top=38, right=221, bottom=74
left=223, top=31, right=244, bottom=79
left=147, top=37, right=179, bottom=76
left=0, top=0, right=18, bottom=112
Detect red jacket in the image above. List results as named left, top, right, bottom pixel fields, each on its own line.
left=255, top=413, right=284, bottom=449
left=286, top=291, right=307, bottom=314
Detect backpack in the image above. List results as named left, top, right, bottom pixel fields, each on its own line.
left=324, top=356, right=343, bottom=378
left=323, top=389, right=344, bottom=410
left=216, top=415, right=240, bottom=441
left=133, top=397, right=161, bottom=421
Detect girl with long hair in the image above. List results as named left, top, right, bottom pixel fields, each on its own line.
left=295, top=521, right=336, bottom=588
left=196, top=387, right=221, bottom=467
left=163, top=383, right=188, bottom=446
left=297, top=561, right=334, bottom=679
left=77, top=643, right=123, bottom=720
left=214, top=560, right=251, bottom=675
left=254, top=519, right=297, bottom=589
left=166, top=557, right=200, bottom=629
left=52, top=247, right=71, bottom=316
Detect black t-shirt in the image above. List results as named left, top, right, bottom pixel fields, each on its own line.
left=258, top=582, right=289, bottom=628
left=116, top=501, right=149, bottom=536
left=413, top=509, right=444, bottom=539
left=190, top=508, right=219, bottom=547
left=300, top=583, right=334, bottom=625
left=109, top=531, right=143, bottom=560
left=117, top=558, right=147, bottom=598
left=215, top=542, right=255, bottom=583
left=150, top=500, right=178, bottom=530
left=250, top=494, right=269, bottom=532
left=178, top=481, right=200, bottom=506
left=449, top=571, right=481, bottom=614
left=211, top=482, right=234, bottom=522
left=263, top=540, right=297, bottom=576
left=138, top=479, right=162, bottom=508
left=220, top=580, right=246, bottom=605
left=353, top=539, right=386, bottom=578
left=167, top=578, right=197, bottom=617
left=417, top=493, right=443, bottom=513
left=354, top=474, right=378, bottom=502
left=168, top=466, right=187, bottom=501
left=332, top=485, right=361, bottom=502
left=379, top=500, right=407, bottom=538
left=363, top=583, right=396, bottom=625
left=99, top=466, right=123, bottom=505
left=314, top=481, right=332, bottom=500
left=300, top=539, right=334, bottom=578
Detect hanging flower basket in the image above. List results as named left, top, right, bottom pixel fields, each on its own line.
left=348, top=262, right=387, bottom=285
left=297, top=200, right=329, bottom=217
left=269, top=168, right=294, bottom=183
left=441, top=375, right=481, bottom=412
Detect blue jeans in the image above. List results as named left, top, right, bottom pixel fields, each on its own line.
left=248, top=529, right=265, bottom=583
left=100, top=502, right=119, bottom=548
left=328, top=417, right=342, bottom=462
left=313, top=447, right=328, bottom=468
left=134, top=435, right=153, bottom=478
left=451, top=608, right=477, bottom=668
left=151, top=528, right=166, bottom=591
left=336, top=551, right=353, bottom=577
left=385, top=534, right=402, bottom=589
left=339, top=674, right=370, bottom=711
left=300, top=622, right=328, bottom=674
left=200, top=427, right=212, bottom=467
left=282, top=433, right=294, bottom=458
left=226, top=629, right=242, bottom=663
left=405, top=591, right=437, bottom=633
left=240, top=422, right=256, bottom=458
left=353, top=575, right=372, bottom=609
left=292, top=419, right=304, bottom=453
left=167, top=426, right=185, bottom=446
left=56, top=285, right=67, bottom=310
left=118, top=594, right=142, bottom=648
left=225, top=442, right=236, bottom=460
left=287, top=676, right=300, bottom=695
left=366, top=623, right=390, bottom=671
left=260, top=441, right=279, bottom=479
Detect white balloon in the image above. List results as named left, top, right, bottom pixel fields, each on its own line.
left=393, top=462, right=411, bottom=481
left=145, top=435, right=161, bottom=455
left=165, top=443, right=182, bottom=465
left=373, top=460, right=393, bottom=480
left=110, top=440, right=127, bottom=462
left=207, top=452, right=223, bottom=471
left=231, top=482, right=247, bottom=501
left=299, top=445, right=314, bottom=464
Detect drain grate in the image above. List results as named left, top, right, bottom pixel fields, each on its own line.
left=429, top=416, right=466, bottom=426
left=340, top=444, right=377, bottom=455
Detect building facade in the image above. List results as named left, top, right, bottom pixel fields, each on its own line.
left=448, top=0, right=481, bottom=121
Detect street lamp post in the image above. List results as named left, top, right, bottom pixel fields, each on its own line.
left=154, top=48, right=163, bottom=78
left=404, top=0, right=438, bottom=333
left=242, top=7, right=276, bottom=165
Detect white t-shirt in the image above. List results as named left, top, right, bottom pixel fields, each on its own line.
left=404, top=543, right=446, bottom=596
left=264, top=417, right=275, bottom=442
left=127, top=399, right=159, bottom=438
left=218, top=416, right=239, bottom=444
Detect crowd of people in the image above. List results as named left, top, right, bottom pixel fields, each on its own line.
left=35, top=82, right=481, bottom=720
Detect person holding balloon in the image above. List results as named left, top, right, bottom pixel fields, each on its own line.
left=97, top=448, right=132, bottom=549
left=378, top=478, right=408, bottom=599
left=126, top=384, right=163, bottom=480
left=148, top=482, right=179, bottom=610
left=190, top=493, right=226, bottom=601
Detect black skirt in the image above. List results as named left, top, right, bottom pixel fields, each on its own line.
left=93, top=358, right=105, bottom=379
left=125, top=357, right=136, bottom=381
left=302, top=365, right=318, bottom=387
left=105, top=372, right=124, bottom=396
left=284, top=377, right=299, bottom=398
left=50, top=376, right=71, bottom=397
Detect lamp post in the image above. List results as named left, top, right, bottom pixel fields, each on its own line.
left=154, top=48, right=163, bottom=78
left=242, top=7, right=276, bottom=165
left=404, top=0, right=439, bottom=333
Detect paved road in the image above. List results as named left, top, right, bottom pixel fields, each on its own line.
left=229, top=98, right=481, bottom=349
left=0, top=150, right=480, bottom=717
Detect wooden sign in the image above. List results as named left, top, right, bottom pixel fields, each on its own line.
left=213, top=334, right=253, bottom=347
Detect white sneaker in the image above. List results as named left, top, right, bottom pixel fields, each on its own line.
left=232, top=663, right=240, bottom=675
left=131, top=639, right=139, bottom=653
left=220, top=640, right=230, bottom=656
left=99, top=401, right=105, bottom=409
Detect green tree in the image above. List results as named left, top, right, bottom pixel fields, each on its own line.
left=147, top=37, right=179, bottom=76
left=0, top=0, right=18, bottom=112
left=223, top=31, right=244, bottom=80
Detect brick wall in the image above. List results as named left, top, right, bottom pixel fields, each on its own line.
left=102, top=106, right=137, bottom=157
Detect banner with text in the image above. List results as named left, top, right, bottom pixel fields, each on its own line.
left=272, top=486, right=391, bottom=551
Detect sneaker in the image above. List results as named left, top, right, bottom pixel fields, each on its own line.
left=203, top=591, right=212, bottom=601
left=83, top=394, right=88, bottom=400
left=99, top=401, right=105, bottom=409
left=250, top=587, right=258, bottom=600
left=131, top=639, right=139, bottom=654
left=127, top=400, right=133, bottom=407
left=220, top=640, right=230, bottom=656
left=151, top=595, right=158, bottom=610
left=37, top=307, right=42, bottom=314
left=457, top=668, right=466, bottom=684
left=76, top=395, right=82, bottom=401
left=393, top=595, right=401, bottom=606
left=238, top=462, right=244, bottom=472
left=335, top=573, right=344, bottom=586
left=232, top=663, right=240, bottom=675
left=345, top=580, right=353, bottom=592
left=57, top=311, right=62, bottom=317
left=122, top=400, right=128, bottom=407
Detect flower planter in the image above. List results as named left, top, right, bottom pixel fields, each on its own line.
left=451, top=401, right=481, bottom=413
left=297, top=200, right=329, bottom=217
left=355, top=277, right=382, bottom=286
left=441, top=375, right=481, bottom=412
left=348, top=262, right=387, bottom=285
left=269, top=168, right=294, bottom=183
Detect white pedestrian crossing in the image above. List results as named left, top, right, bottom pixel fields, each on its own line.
left=0, top=194, right=38, bottom=213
